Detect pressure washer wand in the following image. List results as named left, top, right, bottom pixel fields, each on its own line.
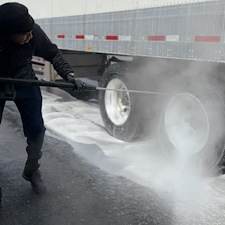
left=0, top=77, right=78, bottom=89
left=96, top=87, right=168, bottom=95
left=0, top=78, right=168, bottom=96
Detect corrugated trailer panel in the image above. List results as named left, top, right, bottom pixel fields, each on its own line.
left=36, top=0, right=225, bottom=62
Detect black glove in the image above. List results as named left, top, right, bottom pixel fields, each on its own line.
left=67, top=73, right=86, bottom=92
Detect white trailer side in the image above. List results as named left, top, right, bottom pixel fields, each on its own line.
left=33, top=0, right=224, bottom=62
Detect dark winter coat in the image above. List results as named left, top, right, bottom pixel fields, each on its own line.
left=0, top=23, right=72, bottom=80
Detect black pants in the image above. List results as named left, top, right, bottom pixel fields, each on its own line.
left=0, top=85, right=46, bottom=163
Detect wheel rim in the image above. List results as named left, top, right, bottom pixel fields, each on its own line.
left=164, top=93, right=209, bottom=155
left=104, top=78, right=131, bottom=126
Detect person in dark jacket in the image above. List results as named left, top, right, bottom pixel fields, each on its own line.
left=0, top=2, right=86, bottom=198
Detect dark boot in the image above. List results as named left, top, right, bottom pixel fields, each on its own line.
left=23, top=131, right=46, bottom=194
left=22, top=162, right=46, bottom=194
left=26, top=131, right=45, bottom=162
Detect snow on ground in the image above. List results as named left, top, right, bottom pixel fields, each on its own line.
left=42, top=89, right=225, bottom=225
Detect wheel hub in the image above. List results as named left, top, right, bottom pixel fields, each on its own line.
left=164, top=93, right=209, bottom=154
left=104, top=78, right=131, bottom=126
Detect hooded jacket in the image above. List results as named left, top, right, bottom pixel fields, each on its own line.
left=0, top=23, right=73, bottom=80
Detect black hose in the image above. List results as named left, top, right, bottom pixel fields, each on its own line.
left=0, top=78, right=96, bottom=91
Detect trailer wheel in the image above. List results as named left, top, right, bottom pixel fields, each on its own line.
left=99, top=63, right=142, bottom=141
left=158, top=76, right=225, bottom=174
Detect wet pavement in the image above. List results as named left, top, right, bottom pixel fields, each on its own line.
left=0, top=101, right=172, bottom=225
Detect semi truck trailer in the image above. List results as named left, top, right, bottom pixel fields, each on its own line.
left=2, top=0, right=225, bottom=173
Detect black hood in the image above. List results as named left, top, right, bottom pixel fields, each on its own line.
left=0, top=2, right=34, bottom=35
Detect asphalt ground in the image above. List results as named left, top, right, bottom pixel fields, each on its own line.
left=0, top=101, right=172, bottom=225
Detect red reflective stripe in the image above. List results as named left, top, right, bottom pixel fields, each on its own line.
left=148, top=36, right=165, bottom=41
left=57, top=35, right=65, bottom=38
left=76, top=35, right=85, bottom=39
left=106, top=35, right=118, bottom=40
left=36, top=58, right=45, bottom=62
left=195, top=36, right=220, bottom=42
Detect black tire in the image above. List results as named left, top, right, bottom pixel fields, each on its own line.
left=99, top=63, right=143, bottom=141
left=157, top=70, right=225, bottom=174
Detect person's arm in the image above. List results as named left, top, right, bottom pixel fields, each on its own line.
left=32, top=23, right=73, bottom=80
left=32, top=23, right=86, bottom=91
